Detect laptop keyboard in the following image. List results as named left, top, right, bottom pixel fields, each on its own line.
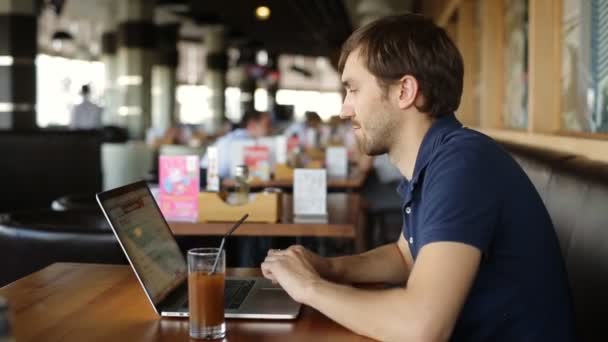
left=224, top=279, right=255, bottom=309
left=183, top=279, right=255, bottom=310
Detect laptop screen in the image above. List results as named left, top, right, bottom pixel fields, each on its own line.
left=98, top=182, right=187, bottom=304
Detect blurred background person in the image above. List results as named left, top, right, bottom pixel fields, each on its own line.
left=200, top=110, right=272, bottom=178
left=70, top=84, right=103, bottom=130
left=283, top=111, right=330, bottom=148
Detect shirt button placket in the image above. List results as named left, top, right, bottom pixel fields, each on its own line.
left=405, top=206, right=413, bottom=244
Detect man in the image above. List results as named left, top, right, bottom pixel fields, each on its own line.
left=261, top=14, right=575, bottom=341
left=70, top=84, right=103, bottom=130
left=201, top=110, right=271, bottom=178
left=283, top=111, right=330, bottom=148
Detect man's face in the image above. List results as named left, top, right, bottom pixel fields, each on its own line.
left=340, top=50, right=399, bottom=156
left=251, top=114, right=271, bottom=137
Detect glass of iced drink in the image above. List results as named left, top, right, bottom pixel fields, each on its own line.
left=188, top=248, right=225, bottom=339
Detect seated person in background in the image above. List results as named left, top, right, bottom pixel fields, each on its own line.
left=262, top=14, right=575, bottom=341
left=327, top=115, right=357, bottom=149
left=218, top=116, right=237, bottom=137
left=201, top=110, right=271, bottom=178
left=283, top=111, right=330, bottom=148
left=146, top=125, right=209, bottom=150
left=327, top=115, right=374, bottom=172
left=70, top=84, right=103, bottom=130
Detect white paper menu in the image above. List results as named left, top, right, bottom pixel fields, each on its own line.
left=257, top=136, right=278, bottom=167
left=293, top=169, right=327, bottom=216
left=275, top=135, right=287, bottom=165
left=206, top=146, right=220, bottom=192
left=229, top=140, right=255, bottom=178
left=325, top=146, right=348, bottom=178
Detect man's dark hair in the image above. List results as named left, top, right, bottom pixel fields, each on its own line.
left=239, top=110, right=266, bottom=128
left=305, top=111, right=321, bottom=124
left=80, top=84, right=91, bottom=96
left=339, top=14, right=463, bottom=118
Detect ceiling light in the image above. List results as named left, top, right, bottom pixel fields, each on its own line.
left=51, top=30, right=74, bottom=42
left=255, top=6, right=271, bottom=20
left=51, top=30, right=74, bottom=52
left=256, top=50, right=269, bottom=66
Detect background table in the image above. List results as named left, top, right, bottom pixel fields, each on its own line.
left=169, top=193, right=367, bottom=252
left=222, top=170, right=368, bottom=192
left=0, top=263, right=375, bottom=341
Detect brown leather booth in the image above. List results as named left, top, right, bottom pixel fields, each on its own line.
left=503, top=142, right=608, bottom=341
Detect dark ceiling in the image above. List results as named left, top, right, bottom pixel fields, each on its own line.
left=161, top=0, right=353, bottom=57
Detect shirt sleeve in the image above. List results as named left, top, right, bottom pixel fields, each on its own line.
left=200, top=149, right=209, bottom=169
left=418, top=143, right=501, bottom=254
left=216, top=138, right=232, bottom=179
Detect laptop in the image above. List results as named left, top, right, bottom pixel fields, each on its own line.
left=96, top=180, right=301, bottom=319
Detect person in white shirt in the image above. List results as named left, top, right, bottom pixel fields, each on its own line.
left=201, top=110, right=272, bottom=178
left=283, top=111, right=330, bottom=148
left=70, top=84, right=103, bottom=130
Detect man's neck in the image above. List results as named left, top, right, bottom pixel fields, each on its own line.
left=388, top=112, right=434, bottom=180
left=245, top=126, right=257, bottom=138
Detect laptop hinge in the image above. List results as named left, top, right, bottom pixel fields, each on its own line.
left=157, top=281, right=188, bottom=311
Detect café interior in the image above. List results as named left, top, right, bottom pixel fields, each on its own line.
left=0, top=0, right=607, bottom=341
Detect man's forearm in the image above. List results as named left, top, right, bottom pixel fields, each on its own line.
left=305, top=279, right=432, bottom=341
left=325, top=243, right=409, bottom=284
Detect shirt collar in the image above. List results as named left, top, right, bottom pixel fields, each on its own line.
left=396, top=113, right=463, bottom=197
left=231, top=128, right=251, bottom=139
left=396, top=178, right=409, bottom=199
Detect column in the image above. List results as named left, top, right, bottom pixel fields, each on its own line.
left=101, top=31, right=118, bottom=126
left=237, top=47, right=257, bottom=115
left=479, top=0, right=505, bottom=129
left=265, top=52, right=279, bottom=118
left=0, top=0, right=37, bottom=130
left=456, top=0, right=477, bottom=126
left=152, top=23, right=179, bottom=133
left=204, top=25, right=227, bottom=134
left=116, top=0, right=155, bottom=140
left=528, top=0, right=562, bottom=133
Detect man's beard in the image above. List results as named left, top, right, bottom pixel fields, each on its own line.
left=356, top=126, right=389, bottom=156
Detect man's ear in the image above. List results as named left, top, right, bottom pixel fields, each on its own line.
left=397, top=75, right=419, bottom=110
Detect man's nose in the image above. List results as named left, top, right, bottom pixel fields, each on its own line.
left=340, top=104, right=355, bottom=119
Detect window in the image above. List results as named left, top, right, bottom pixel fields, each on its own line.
left=590, top=0, right=608, bottom=132
left=562, top=0, right=608, bottom=132
left=254, top=88, right=268, bottom=112
left=503, top=0, right=529, bottom=129
left=36, top=54, right=105, bottom=127
left=225, top=87, right=242, bottom=123
left=275, top=89, right=342, bottom=121
left=176, top=85, right=210, bottom=125
left=176, top=86, right=242, bottom=125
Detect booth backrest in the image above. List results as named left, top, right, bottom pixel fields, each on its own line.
left=0, top=209, right=125, bottom=286
left=503, top=142, right=608, bottom=341
left=0, top=130, right=102, bottom=212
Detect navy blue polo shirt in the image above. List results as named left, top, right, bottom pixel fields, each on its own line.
left=398, top=114, right=575, bottom=341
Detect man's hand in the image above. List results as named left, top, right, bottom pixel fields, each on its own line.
left=262, top=245, right=331, bottom=281
left=261, top=246, right=325, bottom=304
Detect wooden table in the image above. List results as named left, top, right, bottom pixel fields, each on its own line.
left=0, top=263, right=375, bottom=342
left=169, top=193, right=366, bottom=251
left=222, top=170, right=368, bottom=192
